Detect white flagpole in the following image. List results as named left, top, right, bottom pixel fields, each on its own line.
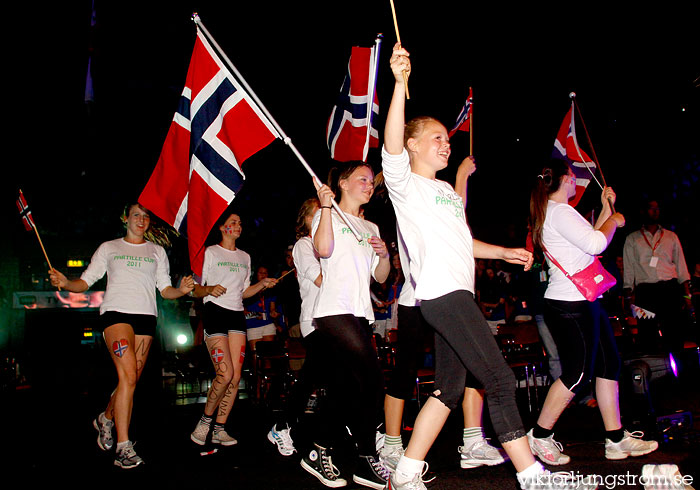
left=362, top=34, right=382, bottom=162
left=192, top=14, right=363, bottom=241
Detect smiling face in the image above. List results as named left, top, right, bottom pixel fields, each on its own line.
left=339, top=165, right=375, bottom=205
left=407, top=120, right=451, bottom=172
left=220, top=213, right=242, bottom=240
left=125, top=204, right=150, bottom=237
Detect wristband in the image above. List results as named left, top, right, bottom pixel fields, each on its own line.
left=321, top=205, right=332, bottom=209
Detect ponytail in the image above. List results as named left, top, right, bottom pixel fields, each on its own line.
left=528, top=159, right=570, bottom=252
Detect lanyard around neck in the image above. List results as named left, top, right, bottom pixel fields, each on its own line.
left=641, top=228, right=664, bottom=255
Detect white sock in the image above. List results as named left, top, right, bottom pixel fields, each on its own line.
left=395, top=455, right=425, bottom=484
left=517, top=461, right=545, bottom=486
left=116, top=440, right=132, bottom=452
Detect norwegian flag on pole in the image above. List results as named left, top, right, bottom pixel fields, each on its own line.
left=448, top=88, right=473, bottom=138
left=327, top=43, right=380, bottom=162
left=552, top=102, right=596, bottom=208
left=139, top=29, right=279, bottom=275
left=16, top=190, right=36, bottom=231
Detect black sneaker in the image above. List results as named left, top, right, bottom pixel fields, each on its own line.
left=353, top=455, right=389, bottom=490
left=300, top=444, right=347, bottom=488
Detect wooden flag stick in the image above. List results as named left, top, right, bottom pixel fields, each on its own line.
left=389, top=0, right=410, bottom=99
left=277, top=268, right=295, bottom=281
left=570, top=93, right=615, bottom=213
left=20, top=189, right=59, bottom=289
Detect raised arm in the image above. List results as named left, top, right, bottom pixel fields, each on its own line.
left=312, top=178, right=336, bottom=258
left=385, top=43, right=411, bottom=156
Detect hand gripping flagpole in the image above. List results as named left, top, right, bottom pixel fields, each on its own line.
left=192, top=14, right=363, bottom=242
left=389, top=0, right=410, bottom=99
left=569, top=92, right=615, bottom=213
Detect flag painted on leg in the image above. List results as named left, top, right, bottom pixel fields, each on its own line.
left=327, top=45, right=379, bottom=162
left=448, top=88, right=473, bottom=138
left=552, top=102, right=596, bottom=208
left=16, top=190, right=36, bottom=231
left=139, top=30, right=279, bottom=275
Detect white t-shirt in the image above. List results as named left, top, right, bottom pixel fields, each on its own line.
left=396, top=224, right=418, bottom=307
left=200, top=245, right=251, bottom=311
left=382, top=147, right=475, bottom=300
left=311, top=209, right=381, bottom=321
left=80, top=238, right=172, bottom=316
left=543, top=200, right=608, bottom=301
left=292, top=236, right=321, bottom=337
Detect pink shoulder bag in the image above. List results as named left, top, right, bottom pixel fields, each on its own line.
left=543, top=249, right=616, bottom=302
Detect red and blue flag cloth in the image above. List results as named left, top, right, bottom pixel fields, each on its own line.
left=552, top=102, right=597, bottom=208
left=448, top=88, right=473, bottom=138
left=16, top=190, right=36, bottom=231
left=326, top=45, right=380, bottom=162
left=139, top=29, right=279, bottom=276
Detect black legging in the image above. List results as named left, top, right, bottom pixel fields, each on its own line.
left=543, top=298, right=621, bottom=392
left=420, top=290, right=525, bottom=444
left=387, top=305, right=482, bottom=402
left=313, top=314, right=385, bottom=456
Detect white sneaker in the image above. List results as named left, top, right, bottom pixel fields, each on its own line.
left=527, top=429, right=571, bottom=465
left=459, top=438, right=509, bottom=468
left=268, top=424, right=296, bottom=456
left=642, top=464, right=695, bottom=490
left=387, top=462, right=430, bottom=490
left=212, top=427, right=238, bottom=446
left=605, top=431, right=658, bottom=460
left=190, top=417, right=211, bottom=446
left=379, top=445, right=404, bottom=472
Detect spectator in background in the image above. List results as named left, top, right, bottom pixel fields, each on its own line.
left=244, top=265, right=280, bottom=352
left=477, top=266, right=508, bottom=335
left=277, top=245, right=302, bottom=338
left=622, top=199, right=692, bottom=362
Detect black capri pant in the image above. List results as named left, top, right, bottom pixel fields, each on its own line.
left=314, top=314, right=385, bottom=456
left=543, top=298, right=621, bottom=392
left=420, top=290, right=525, bottom=444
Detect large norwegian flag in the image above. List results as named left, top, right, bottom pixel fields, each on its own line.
left=139, top=30, right=279, bottom=275
left=552, top=102, right=596, bottom=207
left=327, top=45, right=379, bottom=162
left=448, top=88, right=473, bottom=138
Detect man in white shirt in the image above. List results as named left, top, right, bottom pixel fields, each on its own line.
left=622, top=199, right=692, bottom=362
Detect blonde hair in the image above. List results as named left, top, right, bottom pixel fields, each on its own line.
left=404, top=116, right=442, bottom=148
left=122, top=203, right=178, bottom=248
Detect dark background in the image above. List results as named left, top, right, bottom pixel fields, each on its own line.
left=4, top=1, right=699, bottom=288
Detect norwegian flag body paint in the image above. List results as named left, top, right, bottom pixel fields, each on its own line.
left=139, top=30, right=279, bottom=275
left=552, top=103, right=596, bottom=208
left=211, top=348, right=224, bottom=364
left=448, top=88, right=473, bottom=138
left=16, top=190, right=36, bottom=231
left=112, top=339, right=128, bottom=358
left=326, top=45, right=379, bottom=162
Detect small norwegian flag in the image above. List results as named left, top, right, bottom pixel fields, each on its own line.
left=448, top=88, right=473, bottom=138
left=16, top=190, right=36, bottom=231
